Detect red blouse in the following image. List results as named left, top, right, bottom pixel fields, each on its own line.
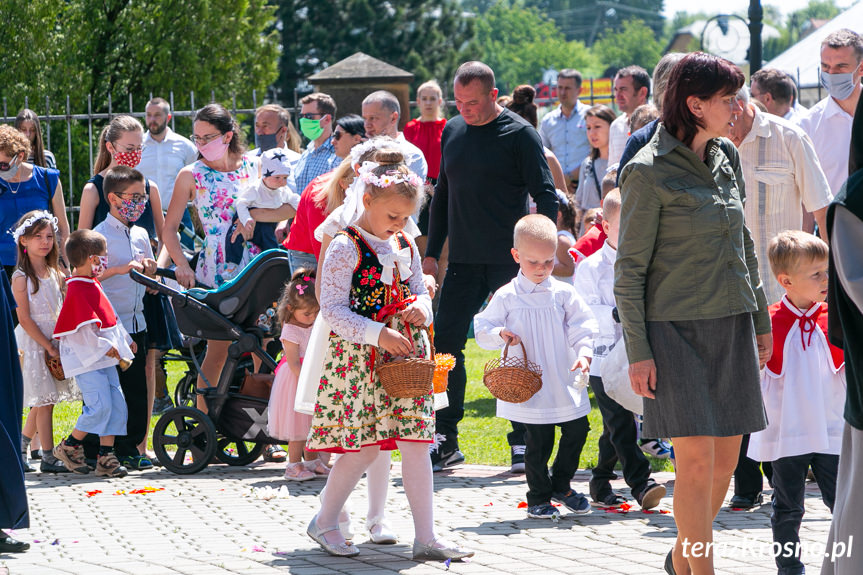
left=403, top=118, right=446, bottom=180
left=284, top=172, right=334, bottom=259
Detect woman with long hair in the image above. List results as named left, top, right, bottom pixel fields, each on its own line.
left=575, top=105, right=616, bottom=218
left=14, top=109, right=56, bottom=170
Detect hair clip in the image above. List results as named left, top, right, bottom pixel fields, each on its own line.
left=296, top=284, right=307, bottom=295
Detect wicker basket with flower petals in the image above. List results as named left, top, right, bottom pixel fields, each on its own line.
left=483, top=341, right=542, bottom=403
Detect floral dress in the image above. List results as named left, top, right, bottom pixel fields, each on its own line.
left=308, top=226, right=434, bottom=453
left=12, top=270, right=80, bottom=407
left=191, top=156, right=261, bottom=287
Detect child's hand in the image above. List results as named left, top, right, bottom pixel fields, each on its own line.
left=126, top=260, right=144, bottom=274
left=142, top=258, right=157, bottom=277
left=106, top=347, right=121, bottom=360
left=379, top=327, right=413, bottom=357
left=570, top=356, right=591, bottom=373
left=231, top=220, right=255, bottom=243
left=500, top=329, right=521, bottom=346
left=45, top=344, right=60, bottom=359
left=400, top=304, right=427, bottom=326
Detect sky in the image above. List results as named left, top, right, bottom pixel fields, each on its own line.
left=662, top=0, right=855, bottom=18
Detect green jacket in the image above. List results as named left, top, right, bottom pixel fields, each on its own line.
left=615, top=124, right=770, bottom=364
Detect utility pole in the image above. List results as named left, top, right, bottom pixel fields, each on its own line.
left=749, top=0, right=763, bottom=73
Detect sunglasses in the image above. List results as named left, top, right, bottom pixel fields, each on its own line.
left=298, top=112, right=325, bottom=120
left=0, top=157, right=19, bottom=171
left=332, top=129, right=345, bottom=141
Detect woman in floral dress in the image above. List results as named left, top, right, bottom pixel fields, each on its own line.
left=163, top=103, right=259, bottom=411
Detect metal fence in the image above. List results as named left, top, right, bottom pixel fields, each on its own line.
left=2, top=80, right=614, bottom=225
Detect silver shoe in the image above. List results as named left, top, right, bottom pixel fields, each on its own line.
left=307, top=515, right=360, bottom=557
left=412, top=538, right=475, bottom=561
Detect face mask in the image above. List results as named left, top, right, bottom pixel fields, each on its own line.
left=197, top=135, right=230, bottom=162
left=254, top=131, right=280, bottom=152
left=113, top=149, right=142, bottom=168
left=115, top=197, right=147, bottom=223
left=821, top=71, right=858, bottom=101
left=300, top=118, right=324, bottom=141
left=0, top=156, right=20, bottom=181
left=91, top=255, right=108, bottom=278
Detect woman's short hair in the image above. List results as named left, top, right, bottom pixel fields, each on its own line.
left=336, top=114, right=366, bottom=138
left=0, top=124, right=31, bottom=159
left=194, top=103, right=245, bottom=156
left=661, top=52, right=744, bottom=147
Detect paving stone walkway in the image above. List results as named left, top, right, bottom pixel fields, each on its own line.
left=2, top=462, right=836, bottom=574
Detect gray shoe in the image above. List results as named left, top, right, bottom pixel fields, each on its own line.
left=412, top=538, right=474, bottom=561
left=152, top=395, right=174, bottom=416
left=307, top=515, right=360, bottom=557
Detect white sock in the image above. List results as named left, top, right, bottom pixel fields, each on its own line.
left=366, top=450, right=391, bottom=526
left=316, top=447, right=379, bottom=541
left=398, top=441, right=436, bottom=544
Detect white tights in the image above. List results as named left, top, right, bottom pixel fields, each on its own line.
left=316, top=442, right=435, bottom=545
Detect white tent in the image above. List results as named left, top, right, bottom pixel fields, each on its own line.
left=767, top=1, right=863, bottom=88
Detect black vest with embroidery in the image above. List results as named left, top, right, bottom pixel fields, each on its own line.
left=336, top=226, right=412, bottom=321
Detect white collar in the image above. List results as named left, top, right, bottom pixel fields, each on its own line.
left=740, top=106, right=771, bottom=147
left=105, top=212, right=130, bottom=233
left=144, top=126, right=174, bottom=144
left=514, top=270, right=552, bottom=293
left=780, top=294, right=821, bottom=318
left=824, top=95, right=853, bottom=121
left=600, top=240, right=617, bottom=262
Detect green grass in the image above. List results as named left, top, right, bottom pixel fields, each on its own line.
left=32, top=340, right=673, bottom=472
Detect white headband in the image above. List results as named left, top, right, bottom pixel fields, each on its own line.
left=11, top=210, right=58, bottom=244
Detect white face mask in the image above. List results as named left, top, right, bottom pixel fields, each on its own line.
left=821, top=71, right=859, bottom=101
left=91, top=255, right=108, bottom=278
left=0, top=156, right=20, bottom=182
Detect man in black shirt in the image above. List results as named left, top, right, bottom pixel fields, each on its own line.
left=423, top=61, right=558, bottom=471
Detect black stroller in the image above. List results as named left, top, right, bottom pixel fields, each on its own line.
left=131, top=249, right=292, bottom=474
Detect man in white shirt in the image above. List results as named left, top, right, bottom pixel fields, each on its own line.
left=248, top=104, right=302, bottom=167
left=730, top=87, right=832, bottom=305
left=798, top=29, right=863, bottom=197
left=361, top=90, right=428, bottom=183
left=607, top=66, right=650, bottom=165
left=751, top=68, right=805, bottom=124
left=138, top=97, right=198, bottom=248
left=539, top=69, right=591, bottom=194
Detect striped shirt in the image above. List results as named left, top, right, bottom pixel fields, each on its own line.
left=738, top=108, right=833, bottom=304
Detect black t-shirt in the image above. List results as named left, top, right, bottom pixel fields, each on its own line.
left=426, top=109, right=557, bottom=265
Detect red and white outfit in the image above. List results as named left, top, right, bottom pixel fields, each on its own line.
left=748, top=297, right=846, bottom=462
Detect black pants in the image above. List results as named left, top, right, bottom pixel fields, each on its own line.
left=433, top=262, right=519, bottom=449
left=84, top=331, right=149, bottom=459
left=589, top=376, right=651, bottom=498
left=523, top=417, right=589, bottom=506
left=734, top=434, right=774, bottom=497
left=771, top=452, right=838, bottom=574
left=225, top=217, right=280, bottom=265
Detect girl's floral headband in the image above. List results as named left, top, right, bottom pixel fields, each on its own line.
left=11, top=210, right=58, bottom=244
left=357, top=161, right=423, bottom=189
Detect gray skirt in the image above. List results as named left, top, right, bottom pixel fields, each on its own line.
left=643, top=313, right=767, bottom=438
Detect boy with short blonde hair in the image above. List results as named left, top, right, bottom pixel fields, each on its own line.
left=475, top=214, right=598, bottom=519
left=749, top=230, right=844, bottom=575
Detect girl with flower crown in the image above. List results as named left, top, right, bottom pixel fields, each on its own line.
left=304, top=147, right=472, bottom=562
left=11, top=210, right=80, bottom=474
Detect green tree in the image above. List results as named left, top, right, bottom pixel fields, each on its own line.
left=474, top=1, right=599, bottom=92
left=592, top=18, right=663, bottom=74
left=524, top=0, right=665, bottom=44
left=276, top=0, right=476, bottom=97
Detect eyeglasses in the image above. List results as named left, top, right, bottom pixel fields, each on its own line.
left=332, top=129, right=344, bottom=141
left=0, top=157, right=19, bottom=171
left=190, top=132, right=223, bottom=145
left=298, top=112, right=324, bottom=120
left=119, top=192, right=149, bottom=203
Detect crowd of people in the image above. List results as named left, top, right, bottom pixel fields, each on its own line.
left=2, top=28, right=863, bottom=575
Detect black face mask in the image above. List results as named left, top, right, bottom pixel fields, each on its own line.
left=255, top=131, right=280, bottom=152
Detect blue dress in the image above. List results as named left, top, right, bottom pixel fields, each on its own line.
left=0, top=256, right=29, bottom=530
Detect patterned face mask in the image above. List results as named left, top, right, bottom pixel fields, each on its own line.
left=113, top=148, right=142, bottom=168
left=114, top=196, right=147, bottom=222
left=91, top=255, right=108, bottom=277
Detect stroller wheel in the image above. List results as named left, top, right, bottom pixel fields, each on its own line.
left=174, top=373, right=198, bottom=408
left=215, top=437, right=265, bottom=466
left=153, top=407, right=217, bottom=474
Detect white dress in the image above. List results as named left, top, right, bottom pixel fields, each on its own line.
left=12, top=270, right=80, bottom=407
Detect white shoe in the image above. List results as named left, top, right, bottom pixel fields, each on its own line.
left=367, top=517, right=397, bottom=544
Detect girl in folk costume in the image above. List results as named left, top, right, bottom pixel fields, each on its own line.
left=267, top=269, right=329, bottom=481
left=11, top=211, right=80, bottom=474
left=52, top=229, right=135, bottom=479
left=305, top=149, right=472, bottom=561
left=747, top=231, right=845, bottom=575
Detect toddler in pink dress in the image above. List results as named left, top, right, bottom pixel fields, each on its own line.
left=267, top=269, right=329, bottom=481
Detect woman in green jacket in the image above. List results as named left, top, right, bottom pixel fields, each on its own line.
left=616, top=52, right=772, bottom=575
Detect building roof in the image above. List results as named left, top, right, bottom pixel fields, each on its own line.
left=308, top=52, right=414, bottom=84
left=767, top=1, right=863, bottom=88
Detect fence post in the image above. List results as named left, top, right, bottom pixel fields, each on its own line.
left=108, top=93, right=112, bottom=118
left=170, top=91, right=176, bottom=131
left=87, top=95, right=94, bottom=173
left=45, top=97, right=52, bottom=151
left=128, top=92, right=133, bottom=113
left=66, top=95, right=75, bottom=228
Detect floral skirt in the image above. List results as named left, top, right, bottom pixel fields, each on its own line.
left=307, top=318, right=435, bottom=453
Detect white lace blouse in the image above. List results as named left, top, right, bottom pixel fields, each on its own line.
left=319, top=225, right=432, bottom=347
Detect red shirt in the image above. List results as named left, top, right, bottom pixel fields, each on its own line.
left=403, top=118, right=446, bottom=179
left=284, top=172, right=334, bottom=259
left=569, top=223, right=607, bottom=265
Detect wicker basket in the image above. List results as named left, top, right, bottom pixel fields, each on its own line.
left=44, top=350, right=66, bottom=381
left=483, top=341, right=542, bottom=403
left=376, top=325, right=435, bottom=398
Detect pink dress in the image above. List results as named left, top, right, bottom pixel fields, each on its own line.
left=267, top=323, right=313, bottom=441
